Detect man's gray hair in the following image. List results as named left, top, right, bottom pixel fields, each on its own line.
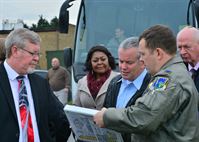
left=119, top=36, right=139, bottom=49
left=119, top=36, right=140, bottom=59
left=5, top=28, right=41, bottom=58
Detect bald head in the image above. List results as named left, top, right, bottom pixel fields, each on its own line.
left=177, top=26, right=199, bottom=66
left=177, top=26, right=199, bottom=42
left=51, top=57, right=60, bottom=69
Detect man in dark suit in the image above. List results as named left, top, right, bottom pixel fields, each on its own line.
left=103, top=37, right=151, bottom=142
left=177, top=26, right=199, bottom=92
left=0, top=28, right=71, bottom=142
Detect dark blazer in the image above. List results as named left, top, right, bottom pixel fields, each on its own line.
left=104, top=73, right=151, bottom=108
left=193, top=69, right=199, bottom=92
left=103, top=72, right=151, bottom=142
left=184, top=62, right=199, bottom=92
left=0, top=63, right=71, bottom=142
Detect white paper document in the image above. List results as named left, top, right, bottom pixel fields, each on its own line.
left=64, top=105, right=124, bottom=142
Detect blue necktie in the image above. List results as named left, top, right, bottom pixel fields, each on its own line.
left=17, top=76, right=29, bottom=108
left=191, top=69, right=197, bottom=80
left=17, top=76, right=34, bottom=142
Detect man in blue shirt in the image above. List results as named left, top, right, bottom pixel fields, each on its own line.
left=103, top=36, right=151, bottom=142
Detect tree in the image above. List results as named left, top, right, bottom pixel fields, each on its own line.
left=23, top=23, right=29, bottom=29
left=37, top=15, right=50, bottom=30
left=50, top=16, right=59, bottom=30
left=25, top=15, right=59, bottom=31
left=30, top=24, right=37, bottom=31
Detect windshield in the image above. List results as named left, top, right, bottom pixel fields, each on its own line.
left=74, top=0, right=188, bottom=63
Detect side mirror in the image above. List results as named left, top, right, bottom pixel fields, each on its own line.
left=59, top=0, right=75, bottom=33
left=193, top=0, right=199, bottom=26
left=64, top=48, right=72, bottom=68
left=187, top=0, right=199, bottom=27
left=59, top=9, right=69, bottom=33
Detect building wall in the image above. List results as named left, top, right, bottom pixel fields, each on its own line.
left=0, top=24, right=75, bottom=69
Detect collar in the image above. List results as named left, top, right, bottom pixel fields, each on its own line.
left=121, top=69, right=147, bottom=90
left=160, top=55, right=183, bottom=71
left=188, top=62, right=199, bottom=71
left=4, top=60, right=28, bottom=81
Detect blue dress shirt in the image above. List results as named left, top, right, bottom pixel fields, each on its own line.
left=116, top=69, right=147, bottom=108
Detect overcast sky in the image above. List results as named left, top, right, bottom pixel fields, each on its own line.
left=0, top=0, right=80, bottom=30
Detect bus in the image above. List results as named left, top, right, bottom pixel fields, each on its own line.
left=59, top=0, right=199, bottom=101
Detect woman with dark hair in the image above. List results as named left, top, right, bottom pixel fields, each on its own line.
left=74, top=45, right=119, bottom=110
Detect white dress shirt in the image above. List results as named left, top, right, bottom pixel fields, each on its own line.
left=4, top=61, right=40, bottom=142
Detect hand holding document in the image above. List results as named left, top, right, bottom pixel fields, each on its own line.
left=93, top=108, right=107, bottom=128
left=64, top=105, right=123, bottom=142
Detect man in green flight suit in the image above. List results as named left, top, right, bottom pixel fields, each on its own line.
left=94, top=25, right=199, bottom=142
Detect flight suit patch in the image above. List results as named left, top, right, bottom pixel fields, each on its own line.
left=149, top=77, right=169, bottom=91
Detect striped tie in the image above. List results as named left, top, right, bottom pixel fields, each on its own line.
left=17, top=76, right=34, bottom=142
left=191, top=69, right=197, bottom=80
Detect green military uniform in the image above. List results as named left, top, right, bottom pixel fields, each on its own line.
left=104, top=55, right=199, bottom=142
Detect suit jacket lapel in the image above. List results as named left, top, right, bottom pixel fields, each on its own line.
left=0, top=63, right=18, bottom=121
left=28, top=74, right=40, bottom=124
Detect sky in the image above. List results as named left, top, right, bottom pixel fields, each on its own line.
left=0, top=0, right=80, bottom=30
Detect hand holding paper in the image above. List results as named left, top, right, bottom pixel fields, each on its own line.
left=93, top=107, right=107, bottom=128
left=64, top=105, right=123, bottom=142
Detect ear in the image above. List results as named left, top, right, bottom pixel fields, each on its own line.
left=139, top=60, right=146, bottom=69
left=155, top=48, right=164, bottom=60
left=11, top=45, right=19, bottom=57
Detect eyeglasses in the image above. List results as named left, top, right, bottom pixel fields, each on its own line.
left=18, top=47, right=42, bottom=57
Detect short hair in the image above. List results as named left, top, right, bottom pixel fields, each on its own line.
left=5, top=28, right=41, bottom=58
left=177, top=26, right=199, bottom=43
left=0, top=38, right=6, bottom=62
left=119, top=37, right=140, bottom=59
left=119, top=37, right=139, bottom=49
left=139, top=25, right=177, bottom=55
left=84, top=45, right=116, bottom=71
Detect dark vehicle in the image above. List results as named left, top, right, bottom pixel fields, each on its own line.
left=34, top=69, right=48, bottom=79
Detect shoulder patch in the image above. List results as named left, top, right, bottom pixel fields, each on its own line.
left=149, top=77, right=169, bottom=91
